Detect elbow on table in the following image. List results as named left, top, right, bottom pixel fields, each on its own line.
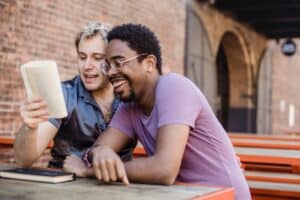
left=160, top=176, right=176, bottom=185
left=14, top=153, right=34, bottom=168
left=15, top=158, right=33, bottom=168
left=157, top=167, right=178, bottom=185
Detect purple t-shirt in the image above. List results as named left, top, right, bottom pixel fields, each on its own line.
left=110, top=73, right=251, bottom=200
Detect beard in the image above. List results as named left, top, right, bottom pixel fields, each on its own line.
left=115, top=87, right=136, bottom=103
left=109, top=74, right=137, bottom=102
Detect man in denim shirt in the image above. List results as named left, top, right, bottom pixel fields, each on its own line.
left=14, top=22, right=135, bottom=175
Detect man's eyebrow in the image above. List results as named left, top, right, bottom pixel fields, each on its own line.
left=110, top=55, right=125, bottom=60
left=77, top=51, right=105, bottom=56
left=92, top=52, right=106, bottom=57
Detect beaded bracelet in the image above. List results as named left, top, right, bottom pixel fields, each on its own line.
left=82, top=147, right=93, bottom=168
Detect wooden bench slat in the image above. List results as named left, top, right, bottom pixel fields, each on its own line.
left=229, top=133, right=300, bottom=142
left=133, top=147, right=147, bottom=157
left=232, top=138, right=300, bottom=150
left=248, top=180, right=300, bottom=198
left=0, top=137, right=53, bottom=148
left=245, top=170, right=300, bottom=184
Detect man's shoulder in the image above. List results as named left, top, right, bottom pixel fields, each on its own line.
left=60, top=75, right=84, bottom=97
left=157, top=73, right=196, bottom=93
left=158, top=73, right=193, bottom=87
left=61, top=75, right=81, bottom=89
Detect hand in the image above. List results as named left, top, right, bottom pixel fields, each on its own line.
left=92, top=145, right=129, bottom=185
left=20, top=96, right=50, bottom=129
left=63, top=155, right=91, bottom=177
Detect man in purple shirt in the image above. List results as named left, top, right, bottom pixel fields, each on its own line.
left=88, top=23, right=250, bottom=200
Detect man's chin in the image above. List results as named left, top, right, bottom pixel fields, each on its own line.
left=117, top=93, right=135, bottom=103
left=84, top=84, right=101, bottom=91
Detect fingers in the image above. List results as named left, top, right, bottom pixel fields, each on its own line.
left=106, top=159, right=117, bottom=182
left=116, top=159, right=129, bottom=185
left=20, top=97, right=50, bottom=128
left=92, top=146, right=128, bottom=184
left=24, top=97, right=48, bottom=110
left=93, top=159, right=102, bottom=181
left=99, top=160, right=110, bottom=182
left=94, top=159, right=117, bottom=183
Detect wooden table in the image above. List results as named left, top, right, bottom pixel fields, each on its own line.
left=0, top=165, right=234, bottom=200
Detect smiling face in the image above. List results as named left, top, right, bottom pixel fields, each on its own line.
left=106, top=39, right=148, bottom=102
left=77, top=34, right=110, bottom=91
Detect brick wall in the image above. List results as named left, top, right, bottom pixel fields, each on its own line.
left=0, top=0, right=186, bottom=164
left=271, top=39, right=300, bottom=134
left=0, top=0, right=186, bottom=137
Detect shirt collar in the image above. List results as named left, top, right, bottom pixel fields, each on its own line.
left=77, top=77, right=98, bottom=107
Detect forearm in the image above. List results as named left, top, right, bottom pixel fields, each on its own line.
left=14, top=124, right=40, bottom=167
left=125, top=156, right=177, bottom=185
left=92, top=128, right=131, bottom=153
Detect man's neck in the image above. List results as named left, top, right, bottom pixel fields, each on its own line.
left=91, top=83, right=115, bottom=122
left=91, top=83, right=113, bottom=101
left=138, top=74, right=160, bottom=116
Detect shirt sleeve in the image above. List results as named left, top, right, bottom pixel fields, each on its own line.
left=48, top=83, right=68, bottom=128
left=157, top=75, right=202, bottom=128
left=109, top=103, right=136, bottom=140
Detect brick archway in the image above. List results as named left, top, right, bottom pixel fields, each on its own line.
left=217, top=31, right=255, bottom=132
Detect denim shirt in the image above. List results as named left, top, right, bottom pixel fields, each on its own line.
left=48, top=76, right=135, bottom=168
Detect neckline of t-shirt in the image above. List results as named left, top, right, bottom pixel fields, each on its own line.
left=139, top=105, right=155, bottom=121
left=137, top=75, right=164, bottom=120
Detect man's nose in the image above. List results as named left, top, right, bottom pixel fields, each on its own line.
left=83, top=58, right=93, bottom=70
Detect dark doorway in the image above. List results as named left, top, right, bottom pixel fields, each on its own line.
left=216, top=44, right=229, bottom=130
left=218, top=32, right=255, bottom=133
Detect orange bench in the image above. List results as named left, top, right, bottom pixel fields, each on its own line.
left=229, top=134, right=300, bottom=172
left=248, top=180, right=300, bottom=200
left=231, top=137, right=300, bottom=150
left=245, top=170, right=300, bottom=184
left=229, top=133, right=300, bottom=142
left=235, top=147, right=300, bottom=173
left=0, top=137, right=14, bottom=147
left=246, top=171, right=300, bottom=199
left=133, top=146, right=147, bottom=157
left=0, top=136, right=53, bottom=148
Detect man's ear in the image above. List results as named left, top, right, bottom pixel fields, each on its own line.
left=145, top=55, right=157, bottom=72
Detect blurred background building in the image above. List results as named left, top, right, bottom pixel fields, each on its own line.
left=1, top=0, right=300, bottom=138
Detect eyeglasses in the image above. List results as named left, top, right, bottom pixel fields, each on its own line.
left=101, top=53, right=148, bottom=75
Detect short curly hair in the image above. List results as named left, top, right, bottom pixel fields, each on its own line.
left=75, top=21, right=111, bottom=52
left=107, top=23, right=162, bottom=74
